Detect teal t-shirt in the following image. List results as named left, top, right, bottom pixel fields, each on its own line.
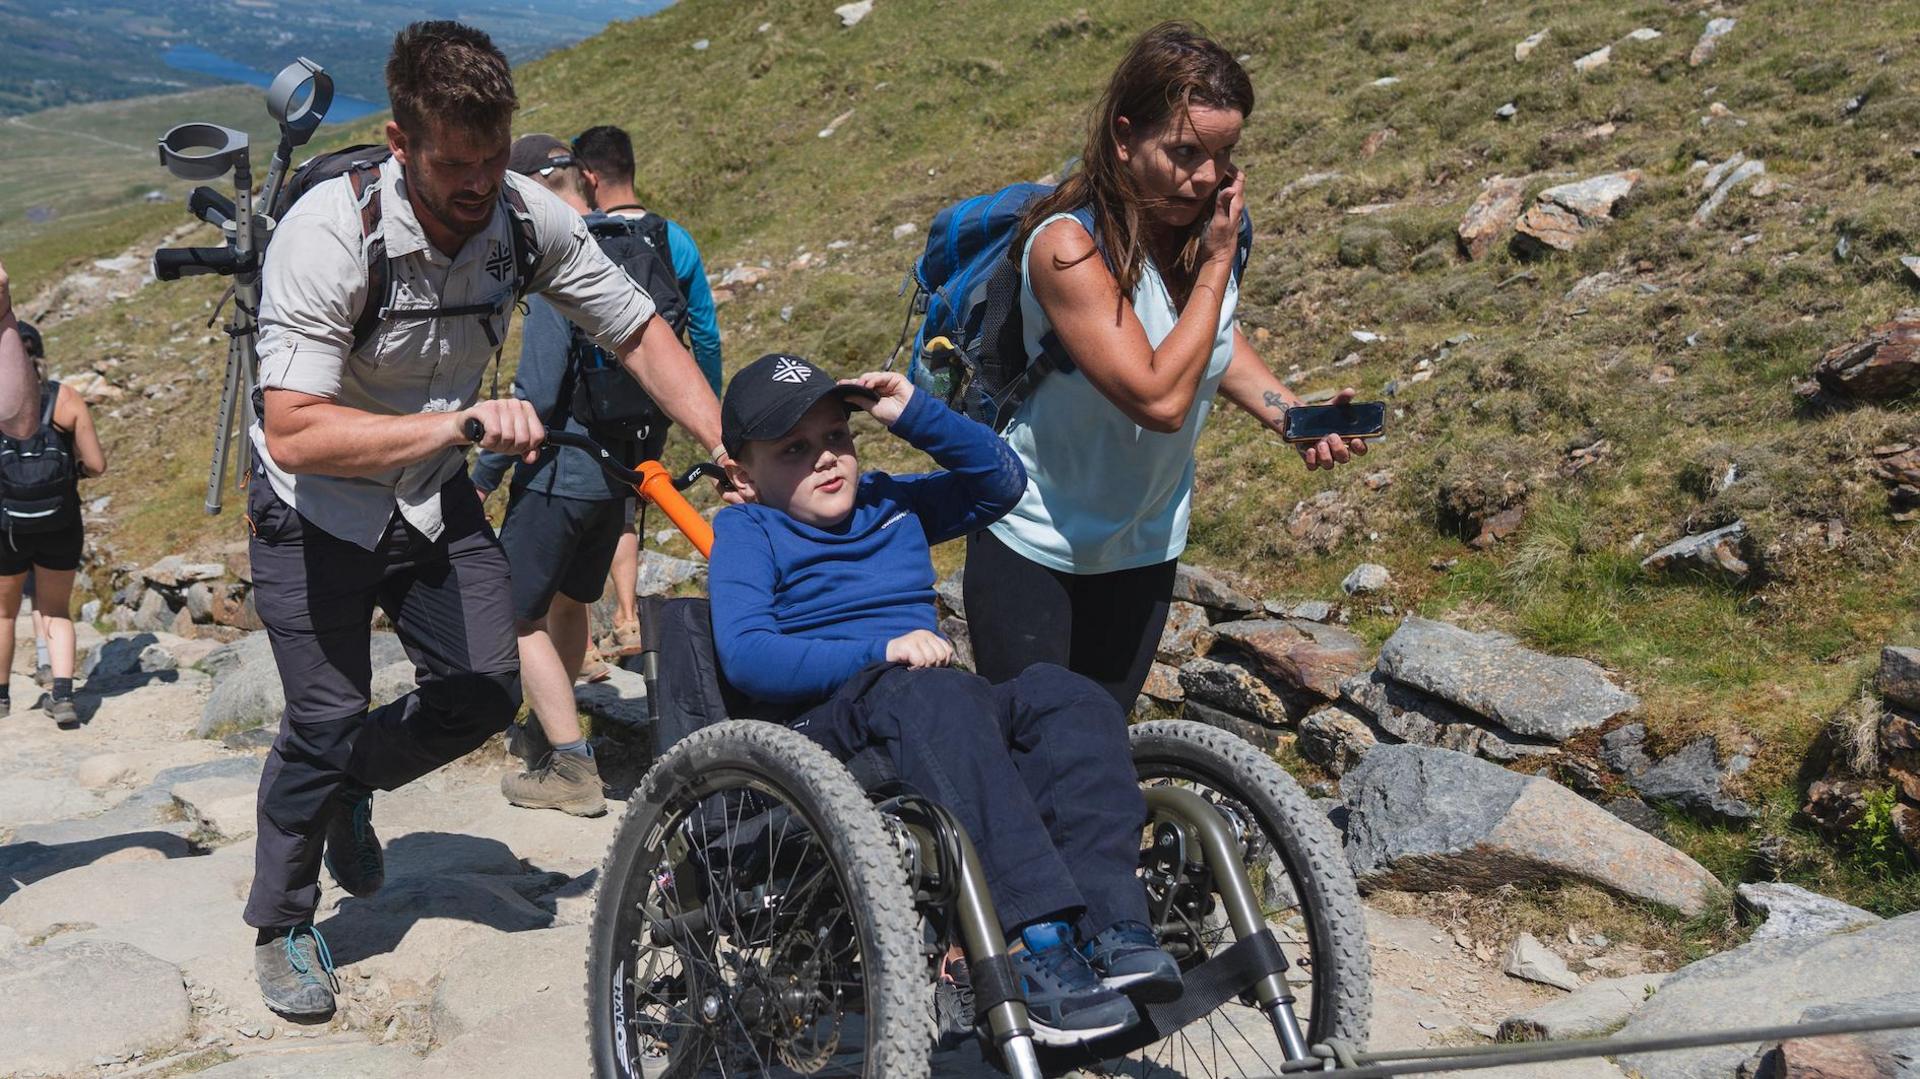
left=989, top=212, right=1240, bottom=574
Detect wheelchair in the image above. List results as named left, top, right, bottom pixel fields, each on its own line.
left=584, top=601, right=1373, bottom=1079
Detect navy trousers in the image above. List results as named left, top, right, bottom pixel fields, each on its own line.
left=792, top=662, right=1149, bottom=939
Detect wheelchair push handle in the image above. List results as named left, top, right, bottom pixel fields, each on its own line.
left=463, top=416, right=721, bottom=557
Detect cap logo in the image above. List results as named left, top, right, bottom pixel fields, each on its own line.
left=770, top=358, right=812, bottom=384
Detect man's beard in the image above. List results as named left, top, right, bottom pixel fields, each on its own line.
left=414, top=179, right=496, bottom=241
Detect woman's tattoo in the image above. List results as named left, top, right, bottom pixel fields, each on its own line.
left=1262, top=390, right=1290, bottom=414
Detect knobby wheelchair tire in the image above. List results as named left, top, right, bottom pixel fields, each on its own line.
left=1126, top=719, right=1373, bottom=1072
left=587, top=721, right=932, bottom=1079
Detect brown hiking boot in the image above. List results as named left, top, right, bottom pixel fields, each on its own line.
left=501, top=751, right=607, bottom=817
left=577, top=647, right=612, bottom=684
left=602, top=620, right=644, bottom=657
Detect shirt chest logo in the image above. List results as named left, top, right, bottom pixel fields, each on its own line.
left=485, top=240, right=513, bottom=283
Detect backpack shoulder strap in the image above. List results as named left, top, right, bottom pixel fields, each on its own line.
left=638, top=213, right=671, bottom=258
left=500, top=184, right=542, bottom=301
left=39, top=382, right=59, bottom=429
left=347, top=164, right=389, bottom=355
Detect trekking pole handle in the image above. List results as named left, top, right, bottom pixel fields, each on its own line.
left=189, top=186, right=236, bottom=229
left=154, top=246, right=242, bottom=281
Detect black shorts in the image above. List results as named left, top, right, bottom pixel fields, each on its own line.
left=0, top=521, right=83, bottom=576
left=499, top=488, right=626, bottom=622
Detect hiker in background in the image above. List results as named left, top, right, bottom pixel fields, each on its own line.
left=13, top=321, right=56, bottom=690
left=962, top=22, right=1367, bottom=709
left=0, top=316, right=107, bottom=728
left=472, top=134, right=648, bottom=817
left=0, top=257, right=42, bottom=441
left=571, top=124, right=723, bottom=658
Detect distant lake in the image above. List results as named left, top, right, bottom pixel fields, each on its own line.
left=163, top=44, right=384, bottom=122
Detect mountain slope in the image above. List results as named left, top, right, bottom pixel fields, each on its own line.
left=12, top=0, right=1920, bottom=912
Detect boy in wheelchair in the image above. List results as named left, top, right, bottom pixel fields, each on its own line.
left=708, top=352, right=1181, bottom=1045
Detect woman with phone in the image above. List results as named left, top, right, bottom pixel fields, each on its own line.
left=963, top=22, right=1368, bottom=709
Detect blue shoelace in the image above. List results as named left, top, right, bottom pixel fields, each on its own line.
left=285, top=923, right=339, bottom=991
left=1019, top=924, right=1101, bottom=993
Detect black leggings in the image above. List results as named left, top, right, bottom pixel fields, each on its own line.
left=963, top=529, right=1176, bottom=711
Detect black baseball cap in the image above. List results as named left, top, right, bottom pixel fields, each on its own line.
left=509, top=133, right=575, bottom=176
left=722, top=353, right=876, bottom=457
left=16, top=320, right=42, bottom=359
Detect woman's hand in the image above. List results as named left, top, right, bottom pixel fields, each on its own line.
left=1297, top=387, right=1371, bottom=471
left=885, top=629, right=954, bottom=669
left=842, top=371, right=914, bottom=428
left=1202, top=167, right=1246, bottom=269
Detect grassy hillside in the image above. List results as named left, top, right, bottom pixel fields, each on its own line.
left=9, top=0, right=1920, bottom=916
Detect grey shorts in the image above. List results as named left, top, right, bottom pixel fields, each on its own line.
left=499, top=487, right=626, bottom=622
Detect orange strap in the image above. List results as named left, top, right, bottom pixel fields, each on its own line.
left=636, top=460, right=714, bottom=558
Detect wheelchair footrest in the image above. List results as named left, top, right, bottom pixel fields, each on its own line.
left=1032, top=928, right=1291, bottom=1069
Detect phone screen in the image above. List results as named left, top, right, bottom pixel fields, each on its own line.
left=1284, top=402, right=1386, bottom=443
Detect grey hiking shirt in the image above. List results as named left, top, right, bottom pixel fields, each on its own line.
left=468, top=293, right=637, bottom=502
left=250, top=157, right=656, bottom=550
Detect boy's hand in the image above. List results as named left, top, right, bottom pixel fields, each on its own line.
left=885, top=629, right=954, bottom=669
left=842, top=372, right=914, bottom=427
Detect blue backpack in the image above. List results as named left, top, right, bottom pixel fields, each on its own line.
left=893, top=181, right=1252, bottom=432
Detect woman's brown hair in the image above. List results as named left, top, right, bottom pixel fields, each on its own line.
left=1020, top=22, right=1254, bottom=295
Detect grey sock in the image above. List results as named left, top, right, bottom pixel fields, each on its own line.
left=35, top=639, right=49, bottom=668
left=551, top=739, right=593, bottom=759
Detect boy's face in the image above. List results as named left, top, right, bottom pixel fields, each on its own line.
left=734, top=397, right=859, bottom=527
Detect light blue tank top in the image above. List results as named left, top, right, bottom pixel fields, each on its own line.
left=988, top=212, right=1239, bottom=575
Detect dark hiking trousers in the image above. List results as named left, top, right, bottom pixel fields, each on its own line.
left=242, top=475, right=519, bottom=929
left=791, top=662, right=1149, bottom=940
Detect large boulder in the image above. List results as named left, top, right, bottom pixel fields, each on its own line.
left=1342, top=745, right=1721, bottom=914
left=1640, top=521, right=1751, bottom=583
left=1881, top=646, right=1920, bottom=712
left=80, top=630, right=183, bottom=689
left=1172, top=563, right=1257, bottom=617
left=1617, top=912, right=1920, bottom=1079
left=1179, top=656, right=1295, bottom=727
left=1513, top=171, right=1642, bottom=255
left=1814, top=318, right=1920, bottom=401
left=1211, top=618, right=1370, bottom=700
left=1735, top=882, right=1881, bottom=943
left=1756, top=992, right=1920, bottom=1079
left=199, top=631, right=411, bottom=737
left=0, top=938, right=191, bottom=1075
left=1499, top=973, right=1670, bottom=1040
left=1601, top=723, right=1755, bottom=823
left=1458, top=175, right=1528, bottom=260
left=1375, top=617, right=1638, bottom=741
left=1342, top=670, right=1558, bottom=762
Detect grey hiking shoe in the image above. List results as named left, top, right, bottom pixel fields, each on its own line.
left=33, top=663, right=52, bottom=689
left=322, top=785, right=384, bottom=897
left=501, top=750, right=607, bottom=817
left=255, top=923, right=338, bottom=1018
left=47, top=696, right=80, bottom=729
left=505, top=718, right=551, bottom=767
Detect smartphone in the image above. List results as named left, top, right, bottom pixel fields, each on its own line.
left=1283, top=401, right=1386, bottom=445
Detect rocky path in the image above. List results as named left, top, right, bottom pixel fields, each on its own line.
left=5, top=621, right=1908, bottom=1078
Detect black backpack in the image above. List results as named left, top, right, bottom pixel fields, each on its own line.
left=0, top=384, right=76, bottom=534
left=277, top=144, right=542, bottom=357
left=561, top=213, right=689, bottom=442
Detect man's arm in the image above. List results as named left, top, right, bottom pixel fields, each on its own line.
left=264, top=391, right=546, bottom=477
left=1217, top=329, right=1365, bottom=471
left=666, top=221, right=723, bottom=395
left=0, top=259, right=39, bottom=439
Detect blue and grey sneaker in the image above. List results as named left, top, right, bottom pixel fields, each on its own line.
left=322, top=784, right=384, bottom=897
left=255, top=922, right=338, bottom=1017
left=1084, top=920, right=1184, bottom=1003
left=1012, top=921, right=1139, bottom=1045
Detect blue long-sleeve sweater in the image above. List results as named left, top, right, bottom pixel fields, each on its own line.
left=709, top=391, right=1026, bottom=703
